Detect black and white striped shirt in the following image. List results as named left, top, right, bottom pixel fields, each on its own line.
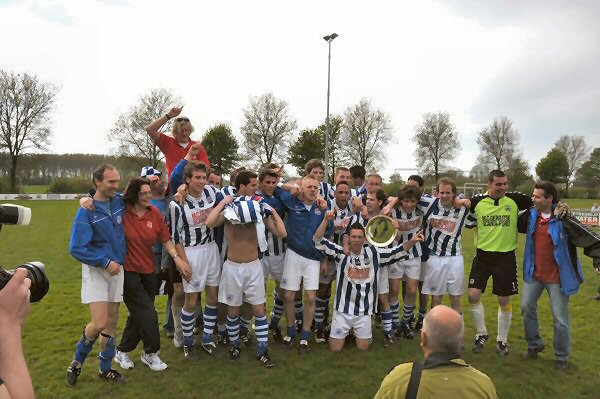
left=169, top=185, right=221, bottom=247
left=389, top=196, right=435, bottom=258
left=329, top=200, right=353, bottom=245
left=423, top=199, right=472, bottom=256
left=315, top=238, right=409, bottom=316
left=256, top=191, right=286, bottom=257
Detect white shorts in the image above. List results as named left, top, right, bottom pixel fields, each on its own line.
left=182, top=242, right=221, bottom=294
left=329, top=311, right=372, bottom=340
left=378, top=266, right=389, bottom=295
left=388, top=257, right=421, bottom=280
left=261, top=253, right=285, bottom=282
left=81, top=264, right=124, bottom=304
left=218, top=259, right=266, bottom=306
left=280, top=249, right=321, bottom=291
left=421, top=255, right=465, bottom=296
left=319, top=259, right=337, bottom=285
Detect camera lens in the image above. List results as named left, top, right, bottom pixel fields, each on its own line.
left=0, top=262, right=50, bottom=302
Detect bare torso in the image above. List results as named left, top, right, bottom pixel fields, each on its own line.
left=225, top=221, right=259, bottom=263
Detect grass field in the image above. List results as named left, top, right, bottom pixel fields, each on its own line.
left=19, top=185, right=50, bottom=194
left=1, top=199, right=599, bottom=399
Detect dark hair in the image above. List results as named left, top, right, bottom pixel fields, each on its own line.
left=208, top=168, right=222, bottom=178
left=488, top=169, right=506, bottom=183
left=262, top=162, right=280, bottom=170
left=349, top=165, right=366, bottom=180
left=92, top=163, right=117, bottom=187
left=229, top=166, right=246, bottom=186
left=258, top=169, right=279, bottom=182
left=305, top=159, right=325, bottom=175
left=398, top=184, right=421, bottom=201
left=235, top=170, right=258, bottom=189
left=407, top=175, right=424, bottom=188
left=437, top=177, right=457, bottom=194
left=335, top=180, right=351, bottom=191
left=348, top=222, right=365, bottom=236
left=372, top=189, right=386, bottom=208
left=123, top=177, right=151, bottom=205
left=534, top=181, right=559, bottom=204
left=183, top=161, right=208, bottom=182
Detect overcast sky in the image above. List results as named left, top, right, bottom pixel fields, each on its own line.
left=1, top=0, right=598, bottom=180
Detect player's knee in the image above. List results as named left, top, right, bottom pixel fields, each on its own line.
left=283, top=290, right=295, bottom=302
left=356, top=340, right=370, bottom=351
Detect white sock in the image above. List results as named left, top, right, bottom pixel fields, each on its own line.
left=497, top=306, right=512, bottom=343
left=470, top=302, right=487, bottom=336
left=172, top=305, right=183, bottom=340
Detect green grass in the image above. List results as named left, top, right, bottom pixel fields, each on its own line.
left=20, top=185, right=49, bottom=194
left=1, top=199, right=599, bottom=399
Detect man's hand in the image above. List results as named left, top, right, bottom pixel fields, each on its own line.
left=80, top=196, right=95, bottom=211
left=403, top=233, right=424, bottom=252
left=381, top=197, right=398, bottom=216
left=176, top=259, right=193, bottom=282
left=317, top=196, right=327, bottom=211
left=554, top=201, right=572, bottom=219
left=325, top=209, right=336, bottom=221
left=106, top=261, right=121, bottom=276
left=175, top=184, right=188, bottom=205
left=222, top=195, right=235, bottom=205
left=167, top=106, right=184, bottom=119
left=391, top=219, right=400, bottom=230
left=455, top=197, right=471, bottom=209
left=184, top=143, right=201, bottom=162
left=0, top=268, right=31, bottom=330
left=352, top=197, right=363, bottom=213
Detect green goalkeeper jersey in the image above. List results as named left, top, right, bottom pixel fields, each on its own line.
left=466, top=192, right=532, bottom=252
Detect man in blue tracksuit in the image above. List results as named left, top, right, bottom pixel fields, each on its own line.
left=66, top=163, right=127, bottom=385
left=275, top=174, right=332, bottom=354
left=519, top=181, right=600, bottom=370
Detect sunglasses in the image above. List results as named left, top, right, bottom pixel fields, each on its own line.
left=175, top=117, right=190, bottom=123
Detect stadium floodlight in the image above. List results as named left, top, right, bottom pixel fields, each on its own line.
left=323, top=32, right=339, bottom=183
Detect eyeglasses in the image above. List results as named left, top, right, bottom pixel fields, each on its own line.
left=175, top=117, right=190, bottom=123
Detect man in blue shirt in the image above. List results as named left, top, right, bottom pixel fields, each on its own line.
left=67, top=164, right=127, bottom=385
left=277, top=174, right=331, bottom=354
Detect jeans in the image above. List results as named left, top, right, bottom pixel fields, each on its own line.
left=521, top=279, right=570, bottom=361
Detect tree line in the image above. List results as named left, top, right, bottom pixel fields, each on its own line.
left=1, top=69, right=598, bottom=197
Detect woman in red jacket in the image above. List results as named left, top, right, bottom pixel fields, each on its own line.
left=114, top=177, right=192, bottom=372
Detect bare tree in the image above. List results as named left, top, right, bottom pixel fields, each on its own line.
left=553, top=135, right=590, bottom=196
left=412, top=111, right=461, bottom=181
left=107, top=88, right=181, bottom=167
left=0, top=70, right=58, bottom=191
left=342, top=98, right=392, bottom=169
left=476, top=116, right=519, bottom=171
left=241, top=93, right=297, bottom=165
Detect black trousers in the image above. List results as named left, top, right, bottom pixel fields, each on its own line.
left=118, top=271, right=160, bottom=354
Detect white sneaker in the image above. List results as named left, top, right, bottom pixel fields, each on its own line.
left=141, top=352, right=168, bottom=371
left=173, top=334, right=183, bottom=349
left=115, top=350, right=134, bottom=370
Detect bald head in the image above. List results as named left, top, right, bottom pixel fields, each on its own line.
left=422, top=305, right=464, bottom=355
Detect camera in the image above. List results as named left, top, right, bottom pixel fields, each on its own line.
left=0, top=204, right=50, bottom=302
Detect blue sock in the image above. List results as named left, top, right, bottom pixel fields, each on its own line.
left=98, top=334, right=116, bottom=373
left=181, top=309, right=195, bottom=347
left=74, top=328, right=97, bottom=365
left=390, top=301, right=401, bottom=330
left=300, top=329, right=311, bottom=342
left=227, top=315, right=240, bottom=349
left=314, top=297, right=327, bottom=332
left=255, top=315, right=269, bottom=356
left=381, top=310, right=393, bottom=335
left=402, top=304, right=416, bottom=326
left=287, top=325, right=296, bottom=339
left=269, top=291, right=284, bottom=329
left=202, top=304, right=218, bottom=344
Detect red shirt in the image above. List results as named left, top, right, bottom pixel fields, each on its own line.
left=534, top=214, right=561, bottom=284
left=158, top=133, right=210, bottom=181
left=124, top=205, right=171, bottom=274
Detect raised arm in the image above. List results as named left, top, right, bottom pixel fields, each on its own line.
left=314, top=210, right=335, bottom=243
left=145, top=106, right=183, bottom=144
left=264, top=206, right=287, bottom=238
left=206, top=195, right=233, bottom=228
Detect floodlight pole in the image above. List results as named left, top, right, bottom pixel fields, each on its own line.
left=323, top=33, right=338, bottom=183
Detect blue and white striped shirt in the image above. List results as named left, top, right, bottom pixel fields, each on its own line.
left=256, top=191, right=286, bottom=256
left=169, top=185, right=221, bottom=247
left=315, top=238, right=409, bottom=316
left=329, top=200, right=353, bottom=245
left=424, top=200, right=473, bottom=257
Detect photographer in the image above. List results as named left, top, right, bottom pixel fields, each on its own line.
left=0, top=268, right=35, bottom=399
